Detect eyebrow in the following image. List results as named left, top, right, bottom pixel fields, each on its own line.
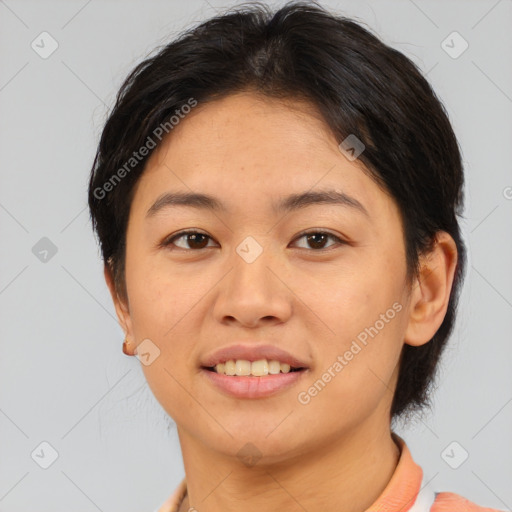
left=145, top=189, right=370, bottom=219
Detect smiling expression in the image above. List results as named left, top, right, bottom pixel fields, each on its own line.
left=113, top=91, right=416, bottom=462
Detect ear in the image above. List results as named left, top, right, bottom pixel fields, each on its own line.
left=104, top=263, right=135, bottom=355
left=403, top=231, right=458, bottom=347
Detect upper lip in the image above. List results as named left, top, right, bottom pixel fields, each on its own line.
left=201, top=344, right=309, bottom=369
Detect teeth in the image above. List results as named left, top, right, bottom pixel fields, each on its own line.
left=251, top=359, right=268, bottom=376
left=225, top=360, right=236, bottom=376
left=268, top=360, right=281, bottom=374
left=235, top=359, right=251, bottom=376
left=213, top=359, right=297, bottom=376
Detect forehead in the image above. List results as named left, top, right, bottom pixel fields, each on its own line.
left=154, top=92, right=343, bottom=168
left=131, top=91, right=394, bottom=221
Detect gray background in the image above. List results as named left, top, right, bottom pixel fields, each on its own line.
left=0, top=0, right=511, bottom=510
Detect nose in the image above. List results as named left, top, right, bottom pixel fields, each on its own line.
left=213, top=244, right=293, bottom=329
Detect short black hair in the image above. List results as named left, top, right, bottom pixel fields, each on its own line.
left=88, top=0, right=467, bottom=420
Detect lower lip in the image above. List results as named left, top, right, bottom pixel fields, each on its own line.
left=201, top=368, right=307, bottom=398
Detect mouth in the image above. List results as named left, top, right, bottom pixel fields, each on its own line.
left=199, top=344, right=310, bottom=398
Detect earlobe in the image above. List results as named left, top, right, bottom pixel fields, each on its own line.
left=103, top=263, right=135, bottom=354
left=403, top=231, right=458, bottom=347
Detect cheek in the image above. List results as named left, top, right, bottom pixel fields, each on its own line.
left=125, top=255, right=207, bottom=394
left=125, top=251, right=198, bottom=338
left=297, top=316, right=404, bottom=426
left=296, top=264, right=405, bottom=408
left=302, top=259, right=402, bottom=343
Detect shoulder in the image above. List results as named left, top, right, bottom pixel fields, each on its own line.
left=432, top=491, right=506, bottom=512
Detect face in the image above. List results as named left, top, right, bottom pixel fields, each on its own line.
left=113, top=91, right=418, bottom=463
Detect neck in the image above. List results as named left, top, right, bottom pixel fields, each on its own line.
left=175, top=419, right=400, bottom=512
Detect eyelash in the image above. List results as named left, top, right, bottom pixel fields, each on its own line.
left=161, top=229, right=347, bottom=252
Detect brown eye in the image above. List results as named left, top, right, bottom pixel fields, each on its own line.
left=292, top=231, right=345, bottom=250
left=163, top=230, right=215, bottom=250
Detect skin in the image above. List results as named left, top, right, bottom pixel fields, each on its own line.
left=105, top=91, right=458, bottom=512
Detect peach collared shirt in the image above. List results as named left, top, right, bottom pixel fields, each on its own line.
left=155, top=433, right=504, bottom=512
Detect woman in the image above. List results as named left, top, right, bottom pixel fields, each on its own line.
left=87, top=2, right=503, bottom=511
